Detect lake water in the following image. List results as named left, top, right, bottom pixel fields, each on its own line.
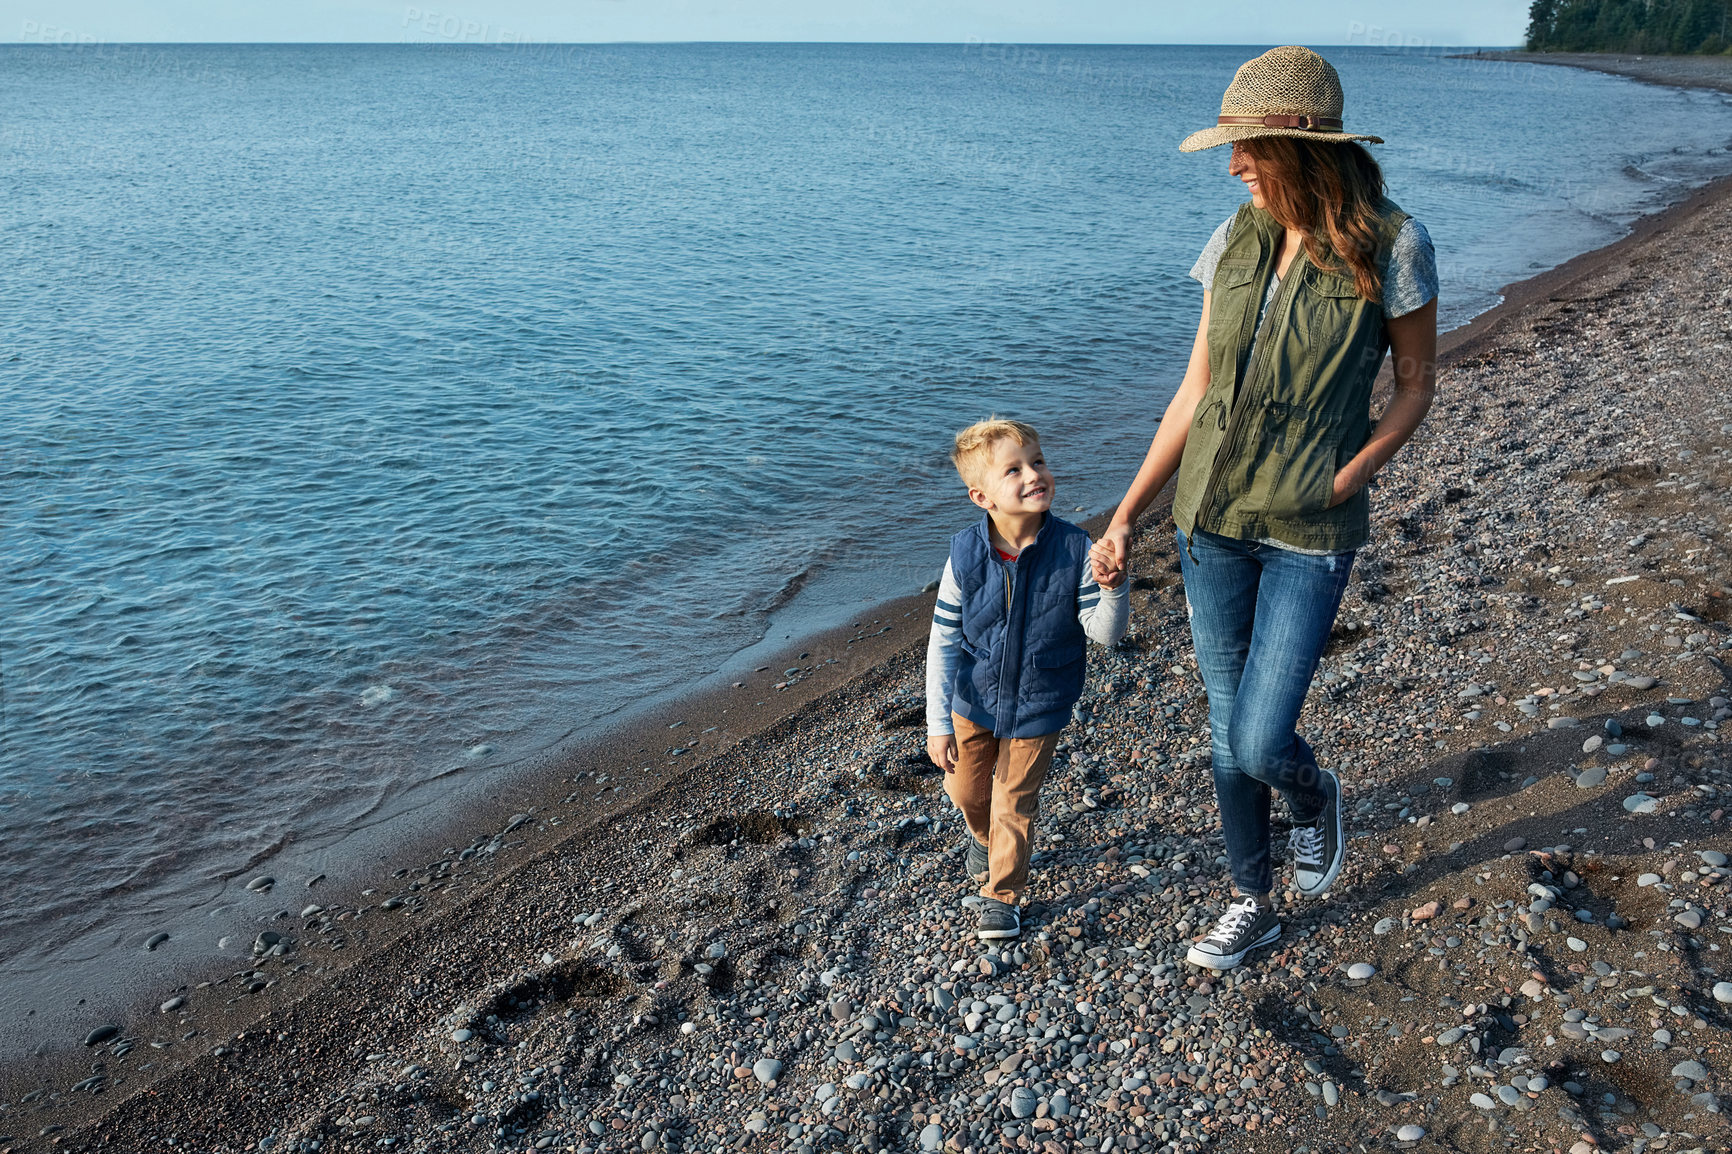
left=3, top=43, right=1731, bottom=1046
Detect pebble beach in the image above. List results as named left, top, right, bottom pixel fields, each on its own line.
left=7, top=86, right=1732, bottom=1154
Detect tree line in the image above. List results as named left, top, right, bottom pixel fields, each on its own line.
left=1526, top=0, right=1732, bottom=54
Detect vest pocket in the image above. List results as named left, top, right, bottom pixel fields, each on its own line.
left=1264, top=405, right=1345, bottom=520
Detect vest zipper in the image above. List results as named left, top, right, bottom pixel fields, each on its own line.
left=995, top=561, right=1015, bottom=765
left=1194, top=251, right=1306, bottom=530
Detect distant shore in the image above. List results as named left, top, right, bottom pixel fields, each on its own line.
left=6, top=57, right=1732, bottom=1154
left=1456, top=50, right=1732, bottom=95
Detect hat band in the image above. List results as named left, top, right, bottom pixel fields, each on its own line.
left=1217, top=114, right=1343, bottom=131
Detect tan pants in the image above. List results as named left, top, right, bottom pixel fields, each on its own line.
left=945, top=713, right=1061, bottom=905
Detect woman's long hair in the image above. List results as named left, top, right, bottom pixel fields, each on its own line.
left=1240, top=137, right=1387, bottom=301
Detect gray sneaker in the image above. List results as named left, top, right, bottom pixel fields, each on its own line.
left=964, top=835, right=989, bottom=885
left=976, top=898, right=1021, bottom=940
left=1185, top=896, right=1280, bottom=970
left=1290, top=767, right=1344, bottom=897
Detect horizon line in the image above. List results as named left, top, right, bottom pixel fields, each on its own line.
left=1, top=39, right=1528, bottom=49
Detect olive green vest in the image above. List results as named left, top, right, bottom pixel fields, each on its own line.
left=1171, top=199, right=1408, bottom=553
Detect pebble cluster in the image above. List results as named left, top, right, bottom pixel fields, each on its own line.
left=7, top=130, right=1732, bottom=1154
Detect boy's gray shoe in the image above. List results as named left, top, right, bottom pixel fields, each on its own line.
left=964, top=834, right=989, bottom=885
left=976, top=898, right=1020, bottom=940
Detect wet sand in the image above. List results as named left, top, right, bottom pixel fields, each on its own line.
left=5, top=104, right=1732, bottom=1154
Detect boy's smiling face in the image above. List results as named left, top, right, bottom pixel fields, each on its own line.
left=968, top=436, right=1055, bottom=517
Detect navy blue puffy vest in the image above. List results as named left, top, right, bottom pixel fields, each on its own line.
left=949, top=513, right=1091, bottom=739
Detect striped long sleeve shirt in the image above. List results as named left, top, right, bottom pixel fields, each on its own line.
left=925, top=558, right=1129, bottom=737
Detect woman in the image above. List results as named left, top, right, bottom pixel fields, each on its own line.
left=1094, top=46, right=1438, bottom=971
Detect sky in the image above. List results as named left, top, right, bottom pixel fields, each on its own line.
left=4, top=1, right=1532, bottom=46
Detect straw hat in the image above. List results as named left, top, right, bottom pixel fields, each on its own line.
left=1179, top=46, right=1384, bottom=152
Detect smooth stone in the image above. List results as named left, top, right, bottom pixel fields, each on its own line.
left=1347, top=962, right=1376, bottom=980
left=1451, top=802, right=1470, bottom=815
left=159, top=996, right=185, bottom=1013
left=1604, top=719, right=1623, bottom=737
left=1714, top=982, right=1732, bottom=1004
left=83, top=1025, right=120, bottom=1047
left=1638, top=872, right=1662, bottom=887
left=1496, top=1085, right=1521, bottom=1105
left=1504, top=837, right=1527, bottom=852
left=1675, top=910, right=1703, bottom=930
left=919, top=1123, right=943, bottom=1152
left=1469, top=1092, right=1497, bottom=1110
left=1575, top=767, right=1607, bottom=788
left=1623, top=794, right=1660, bottom=814
left=1699, top=850, right=1728, bottom=867
left=1437, top=1027, right=1467, bottom=1046
left=1602, top=1050, right=1622, bottom=1064
left=1373, top=917, right=1396, bottom=935
left=1396, top=1125, right=1426, bottom=1141
left=1672, top=1060, right=1710, bottom=1082
left=1647, top=714, right=1666, bottom=727
left=1605, top=744, right=1629, bottom=755
left=451, top=1028, right=473, bottom=1043
left=1010, top=1087, right=1039, bottom=1119
left=245, top=876, right=275, bottom=892
left=1566, top=937, right=1588, bottom=952
left=1581, top=736, right=1603, bottom=753
left=1547, top=717, right=1581, bottom=729
left=144, top=932, right=170, bottom=951
left=1322, top=1081, right=1339, bottom=1107
left=1625, top=675, right=1657, bottom=690
left=1520, top=979, right=1546, bottom=998
left=753, top=1058, right=783, bottom=1085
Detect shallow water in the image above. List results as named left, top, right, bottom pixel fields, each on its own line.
left=2, top=43, right=1730, bottom=1040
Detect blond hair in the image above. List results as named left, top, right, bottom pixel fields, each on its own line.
left=951, top=418, right=1040, bottom=490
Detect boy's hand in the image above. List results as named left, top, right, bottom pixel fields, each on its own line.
left=927, top=733, right=957, bottom=773
left=1089, top=538, right=1128, bottom=590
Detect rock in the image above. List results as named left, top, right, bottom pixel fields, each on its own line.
left=245, top=876, right=274, bottom=892
left=1581, top=736, right=1603, bottom=753
left=1625, top=675, right=1657, bottom=690
left=160, top=996, right=185, bottom=1013
left=1547, top=716, right=1581, bottom=729
left=1637, top=872, right=1662, bottom=886
left=1567, top=937, right=1588, bottom=952
left=1623, top=794, right=1660, bottom=814
left=752, top=1058, right=782, bottom=1085
left=1322, top=1080, right=1339, bottom=1107
left=1412, top=901, right=1440, bottom=921
left=1470, top=1092, right=1497, bottom=1110
left=451, top=1029, right=473, bottom=1044
left=1713, top=982, right=1732, bottom=1004
left=1504, top=837, right=1527, bottom=852
left=1671, top=1060, right=1710, bottom=1082
left=1374, top=917, right=1396, bottom=935
left=1437, top=1027, right=1467, bottom=1046
left=1451, top=802, right=1470, bottom=814
left=1647, top=714, right=1665, bottom=727
left=1496, top=1085, right=1521, bottom=1106
left=1396, top=1125, right=1426, bottom=1142
left=1700, top=850, right=1728, bottom=867
left=1676, top=909, right=1703, bottom=930
left=1605, top=719, right=1623, bottom=736
left=1520, top=979, right=1545, bottom=999
left=1575, top=767, right=1607, bottom=788
left=1347, top=962, right=1376, bottom=980
left=144, top=932, right=170, bottom=951
left=919, top=1123, right=943, bottom=1152
left=83, top=1025, right=120, bottom=1047
left=1010, top=1087, right=1039, bottom=1119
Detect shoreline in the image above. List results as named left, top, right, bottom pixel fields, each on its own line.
left=1453, top=50, right=1732, bottom=96
left=6, top=87, right=1732, bottom=1154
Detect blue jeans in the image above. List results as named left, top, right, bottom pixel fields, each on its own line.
left=1177, top=529, right=1355, bottom=896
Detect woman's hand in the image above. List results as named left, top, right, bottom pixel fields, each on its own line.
left=1328, top=462, right=1369, bottom=508
left=1091, top=528, right=1130, bottom=589
left=927, top=733, right=957, bottom=773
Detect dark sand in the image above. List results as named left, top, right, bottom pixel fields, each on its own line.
left=4, top=74, right=1732, bottom=1154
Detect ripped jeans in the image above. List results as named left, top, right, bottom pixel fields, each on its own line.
left=1176, top=528, right=1355, bottom=897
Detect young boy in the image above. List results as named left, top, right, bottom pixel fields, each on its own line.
left=926, top=419, right=1128, bottom=940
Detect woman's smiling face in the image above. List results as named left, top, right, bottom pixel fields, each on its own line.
left=1228, top=141, right=1266, bottom=208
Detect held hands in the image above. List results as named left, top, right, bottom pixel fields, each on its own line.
left=1089, top=526, right=1130, bottom=590
left=928, top=733, right=957, bottom=773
